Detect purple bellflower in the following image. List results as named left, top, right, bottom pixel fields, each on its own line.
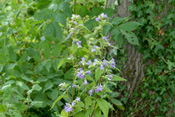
left=87, top=60, right=91, bottom=65
left=89, top=89, right=93, bottom=96
left=96, top=17, right=100, bottom=21
left=103, top=59, right=108, bottom=66
left=76, top=97, right=80, bottom=102
left=95, top=84, right=103, bottom=93
left=100, top=64, right=104, bottom=70
left=64, top=103, right=73, bottom=113
left=84, top=79, right=88, bottom=85
left=76, top=41, right=82, bottom=47
left=86, top=70, right=91, bottom=74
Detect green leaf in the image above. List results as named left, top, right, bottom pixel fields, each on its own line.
left=43, top=81, right=53, bottom=92
left=85, top=97, right=92, bottom=109
left=31, top=101, right=43, bottom=108
left=110, top=17, right=129, bottom=25
left=89, top=7, right=103, bottom=16
left=20, top=74, right=31, bottom=82
left=112, top=75, right=126, bottom=81
left=167, top=60, right=175, bottom=70
left=53, top=43, right=61, bottom=58
left=59, top=2, right=72, bottom=17
left=32, top=84, right=42, bottom=91
left=43, top=21, right=63, bottom=40
left=95, top=68, right=104, bottom=81
left=53, top=12, right=66, bottom=27
left=57, top=59, right=68, bottom=70
left=119, top=22, right=141, bottom=32
left=8, top=47, right=17, bottom=62
left=15, top=102, right=27, bottom=111
left=120, top=30, right=139, bottom=45
left=97, top=99, right=109, bottom=117
left=51, top=95, right=68, bottom=110
left=51, top=89, right=59, bottom=100
left=84, top=19, right=97, bottom=30
left=61, top=110, right=69, bottom=117
left=34, top=8, right=53, bottom=20
left=103, top=24, right=112, bottom=35
left=43, top=42, right=51, bottom=59
left=78, top=6, right=88, bottom=17
left=0, top=64, right=3, bottom=72
left=103, top=8, right=115, bottom=17
left=116, top=105, right=125, bottom=110
left=111, top=99, right=122, bottom=106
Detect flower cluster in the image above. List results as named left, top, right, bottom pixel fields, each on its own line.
left=95, top=13, right=108, bottom=22
left=64, top=97, right=80, bottom=113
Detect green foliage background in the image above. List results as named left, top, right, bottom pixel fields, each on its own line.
left=0, top=0, right=175, bottom=116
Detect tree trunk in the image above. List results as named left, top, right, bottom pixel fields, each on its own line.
left=107, top=0, right=146, bottom=116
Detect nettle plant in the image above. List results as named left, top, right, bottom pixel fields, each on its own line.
left=51, top=13, right=126, bottom=117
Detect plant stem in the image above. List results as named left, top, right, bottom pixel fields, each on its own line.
left=74, top=0, right=76, bottom=14
left=84, top=85, right=86, bottom=112
left=71, top=55, right=76, bottom=102
left=90, top=101, right=97, bottom=117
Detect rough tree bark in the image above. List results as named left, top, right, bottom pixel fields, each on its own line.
left=107, top=0, right=147, bottom=116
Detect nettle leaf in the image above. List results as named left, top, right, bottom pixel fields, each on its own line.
left=89, top=7, right=103, bottom=16
left=85, top=97, right=92, bottom=109
left=95, top=68, right=104, bottom=81
left=53, top=12, right=66, bottom=27
left=59, top=2, right=72, bottom=17
left=53, top=43, right=62, bottom=58
left=8, top=47, right=17, bottom=62
left=43, top=81, right=53, bottom=92
left=84, top=19, right=97, bottom=30
left=34, top=8, right=53, bottom=20
left=112, top=75, right=126, bottom=81
left=120, top=30, right=139, bottom=45
left=103, top=24, right=112, bottom=35
left=103, top=8, right=115, bottom=17
left=119, top=22, right=141, bottom=32
left=43, top=21, right=63, bottom=40
left=97, top=99, right=109, bottom=117
left=110, top=17, right=129, bottom=25
left=78, top=6, right=88, bottom=17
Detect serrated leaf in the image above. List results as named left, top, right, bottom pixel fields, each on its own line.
left=97, top=99, right=109, bottom=117
left=53, top=12, right=66, bottom=27
left=59, top=2, right=72, bottom=17
left=89, top=7, right=103, bottom=16
left=85, top=97, right=92, bottom=109
left=95, top=68, right=104, bottom=81
left=53, top=43, right=61, bottom=58
left=78, top=6, right=88, bottom=17
left=119, top=22, right=141, bottom=31
left=120, top=30, right=139, bottom=45
left=43, top=81, right=53, bottom=92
